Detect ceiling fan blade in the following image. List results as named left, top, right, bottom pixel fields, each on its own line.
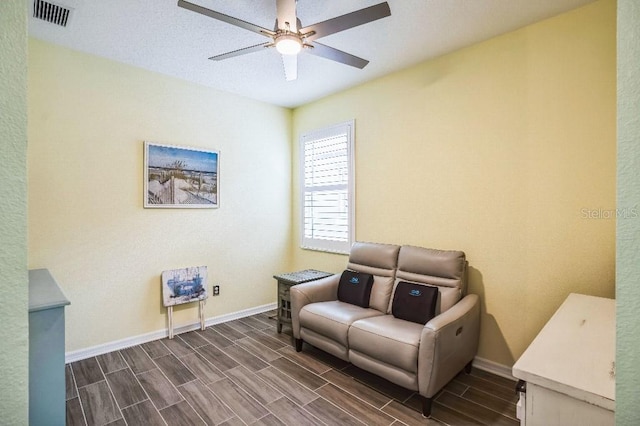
left=178, top=0, right=275, bottom=38
left=282, top=54, right=298, bottom=81
left=300, top=2, right=390, bottom=42
left=209, top=42, right=272, bottom=61
left=306, top=42, right=369, bottom=69
left=276, top=0, right=297, bottom=31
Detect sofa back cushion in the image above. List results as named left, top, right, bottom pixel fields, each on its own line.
left=391, top=281, right=439, bottom=324
left=347, top=242, right=400, bottom=312
left=337, top=270, right=374, bottom=308
left=389, top=245, right=467, bottom=314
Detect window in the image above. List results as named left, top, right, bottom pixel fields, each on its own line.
left=300, top=120, right=355, bottom=254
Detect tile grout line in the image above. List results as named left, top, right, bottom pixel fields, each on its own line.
left=322, top=366, right=398, bottom=410
left=463, top=381, right=518, bottom=405
left=220, top=323, right=334, bottom=425
left=400, top=390, right=418, bottom=404
left=437, top=389, right=517, bottom=424
left=265, top=395, right=298, bottom=426
left=467, top=372, right=518, bottom=394
left=236, top=335, right=285, bottom=363
left=124, top=347, right=171, bottom=426
left=223, top=363, right=282, bottom=403
left=128, top=351, right=178, bottom=413
left=69, top=363, right=89, bottom=426
left=269, top=394, right=327, bottom=426
left=326, top=367, right=408, bottom=415
left=328, top=380, right=404, bottom=425
left=180, top=327, right=266, bottom=425
left=238, top=316, right=274, bottom=330
left=277, top=335, right=404, bottom=422
left=97, top=356, right=129, bottom=426
left=282, top=353, right=403, bottom=425
left=254, top=328, right=293, bottom=352
left=224, top=320, right=255, bottom=334
left=110, top=367, right=156, bottom=412
left=206, top=370, right=273, bottom=425
left=305, top=384, right=368, bottom=426
left=173, top=379, right=213, bottom=426
left=159, top=341, right=219, bottom=425
left=145, top=347, right=190, bottom=413
left=458, top=383, right=471, bottom=398
left=454, top=389, right=519, bottom=422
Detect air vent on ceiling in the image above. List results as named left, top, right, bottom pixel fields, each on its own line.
left=33, top=0, right=72, bottom=28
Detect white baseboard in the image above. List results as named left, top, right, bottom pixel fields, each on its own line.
left=67, top=304, right=517, bottom=384
left=473, top=356, right=515, bottom=380
left=65, top=303, right=277, bottom=364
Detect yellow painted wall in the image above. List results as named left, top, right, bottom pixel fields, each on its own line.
left=291, top=0, right=616, bottom=365
left=28, top=40, right=292, bottom=352
left=27, top=0, right=616, bottom=367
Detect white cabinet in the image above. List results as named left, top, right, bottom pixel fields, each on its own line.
left=512, top=293, right=615, bottom=426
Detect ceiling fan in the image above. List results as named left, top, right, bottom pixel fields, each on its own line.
left=177, top=0, right=391, bottom=81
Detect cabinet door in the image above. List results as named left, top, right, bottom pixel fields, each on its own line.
left=30, top=307, right=66, bottom=426
left=526, top=384, right=613, bottom=426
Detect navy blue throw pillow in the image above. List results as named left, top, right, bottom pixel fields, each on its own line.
left=392, top=281, right=439, bottom=324
left=337, top=270, right=374, bottom=308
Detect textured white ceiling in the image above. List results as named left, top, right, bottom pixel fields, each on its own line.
left=28, top=0, right=597, bottom=108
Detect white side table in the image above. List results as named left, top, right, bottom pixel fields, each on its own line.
left=512, top=293, right=615, bottom=426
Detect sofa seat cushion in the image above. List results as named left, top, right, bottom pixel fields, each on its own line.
left=299, top=301, right=384, bottom=347
left=349, top=315, right=424, bottom=373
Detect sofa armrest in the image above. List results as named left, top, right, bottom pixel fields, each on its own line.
left=290, top=274, right=340, bottom=338
left=418, top=294, right=480, bottom=398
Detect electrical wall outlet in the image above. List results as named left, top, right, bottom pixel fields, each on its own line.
left=213, top=285, right=220, bottom=296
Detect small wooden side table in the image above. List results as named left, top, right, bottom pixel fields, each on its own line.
left=273, top=269, right=332, bottom=333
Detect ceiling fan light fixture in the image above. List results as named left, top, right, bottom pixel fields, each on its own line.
left=177, top=0, right=392, bottom=80
left=275, top=33, right=302, bottom=55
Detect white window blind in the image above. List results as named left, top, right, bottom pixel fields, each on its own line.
left=300, top=121, right=355, bottom=254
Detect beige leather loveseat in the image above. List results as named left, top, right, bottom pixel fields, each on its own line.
left=290, top=241, right=480, bottom=417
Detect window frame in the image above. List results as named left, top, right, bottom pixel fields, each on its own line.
left=299, top=120, right=355, bottom=254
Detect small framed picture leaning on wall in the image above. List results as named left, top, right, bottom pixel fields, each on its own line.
left=144, top=141, right=219, bottom=208
left=161, top=266, right=208, bottom=338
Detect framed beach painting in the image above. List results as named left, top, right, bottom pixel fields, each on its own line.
left=144, top=142, right=219, bottom=208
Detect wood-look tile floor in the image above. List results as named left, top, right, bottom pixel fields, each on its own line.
left=66, top=311, right=519, bottom=426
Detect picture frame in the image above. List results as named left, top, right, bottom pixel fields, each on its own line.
left=161, top=266, right=208, bottom=307
left=161, top=265, right=208, bottom=338
left=144, top=141, right=219, bottom=208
